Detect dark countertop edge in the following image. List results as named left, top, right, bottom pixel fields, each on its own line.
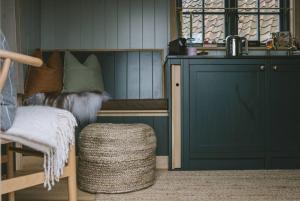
left=193, top=47, right=291, bottom=51
left=166, top=55, right=300, bottom=59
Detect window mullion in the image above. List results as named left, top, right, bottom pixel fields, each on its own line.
left=229, top=0, right=238, bottom=35
left=202, top=0, right=205, bottom=43
left=258, top=0, right=261, bottom=42
left=225, top=0, right=230, bottom=37
left=280, top=0, right=289, bottom=31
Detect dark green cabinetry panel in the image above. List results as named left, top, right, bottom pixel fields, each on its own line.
left=268, top=61, right=300, bottom=168
left=185, top=62, right=265, bottom=169
left=167, top=56, right=300, bottom=170
left=183, top=60, right=265, bottom=169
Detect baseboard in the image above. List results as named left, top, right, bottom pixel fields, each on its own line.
left=156, top=156, right=168, bottom=169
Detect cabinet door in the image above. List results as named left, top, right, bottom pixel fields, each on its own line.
left=185, top=63, right=265, bottom=169
left=269, top=62, right=300, bottom=168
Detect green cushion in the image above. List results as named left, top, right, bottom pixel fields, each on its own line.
left=63, top=51, right=104, bottom=93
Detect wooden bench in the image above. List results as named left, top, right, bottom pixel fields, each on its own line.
left=99, top=99, right=168, bottom=117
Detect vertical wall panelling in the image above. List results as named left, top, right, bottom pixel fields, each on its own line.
left=15, top=0, right=41, bottom=92
left=80, top=0, right=94, bottom=49
left=101, top=52, right=115, bottom=98
left=105, top=0, right=118, bottom=48
left=41, top=0, right=55, bottom=49
left=93, top=0, right=105, bottom=48
left=30, top=0, right=41, bottom=51
left=142, top=0, right=155, bottom=48
left=152, top=51, right=163, bottom=98
left=117, top=0, right=130, bottom=49
left=20, top=0, right=30, bottom=53
left=169, top=0, right=177, bottom=41
left=68, top=0, right=82, bottom=49
left=115, top=52, right=128, bottom=99
left=59, top=51, right=162, bottom=99
left=154, top=117, right=169, bottom=155
left=41, top=0, right=170, bottom=55
left=54, top=0, right=68, bottom=49
left=155, top=0, right=168, bottom=49
left=127, top=51, right=140, bottom=98
left=98, top=51, right=162, bottom=99
left=140, top=52, right=153, bottom=98
left=130, top=0, right=143, bottom=48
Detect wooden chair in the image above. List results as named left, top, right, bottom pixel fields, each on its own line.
left=0, top=49, right=77, bottom=201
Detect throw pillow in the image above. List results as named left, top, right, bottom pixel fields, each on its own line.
left=63, top=51, right=104, bottom=93
left=24, top=49, right=63, bottom=97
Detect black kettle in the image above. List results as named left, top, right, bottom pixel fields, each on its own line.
left=225, top=35, right=248, bottom=56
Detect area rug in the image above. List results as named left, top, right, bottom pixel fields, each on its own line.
left=95, top=170, right=300, bottom=201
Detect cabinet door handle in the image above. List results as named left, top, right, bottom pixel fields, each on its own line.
left=176, top=83, right=180, bottom=87
left=260, top=65, right=265, bottom=71
left=273, top=65, right=278, bottom=71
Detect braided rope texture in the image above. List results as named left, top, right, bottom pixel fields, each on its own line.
left=78, top=123, right=157, bottom=194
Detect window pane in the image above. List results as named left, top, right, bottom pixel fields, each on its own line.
left=238, top=15, right=258, bottom=41
left=182, top=0, right=203, bottom=12
left=182, top=14, right=203, bottom=43
left=260, top=15, right=280, bottom=43
left=204, top=15, right=225, bottom=43
left=238, top=0, right=258, bottom=12
left=204, top=0, right=225, bottom=12
left=260, top=0, right=280, bottom=12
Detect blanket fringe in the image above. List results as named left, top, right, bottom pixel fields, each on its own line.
left=43, top=111, right=77, bottom=190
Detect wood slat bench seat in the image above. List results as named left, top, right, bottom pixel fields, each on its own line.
left=102, top=99, right=168, bottom=110
left=99, top=99, right=169, bottom=117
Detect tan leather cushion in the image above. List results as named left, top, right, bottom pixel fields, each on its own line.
left=25, top=49, right=63, bottom=97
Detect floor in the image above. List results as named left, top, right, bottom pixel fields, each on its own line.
left=14, top=170, right=300, bottom=201
left=7, top=156, right=300, bottom=201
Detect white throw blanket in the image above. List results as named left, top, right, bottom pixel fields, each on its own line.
left=2, top=106, right=77, bottom=190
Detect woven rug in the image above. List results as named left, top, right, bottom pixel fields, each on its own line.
left=95, top=170, right=300, bottom=201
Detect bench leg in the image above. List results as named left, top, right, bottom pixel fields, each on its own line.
left=68, top=145, right=77, bottom=201
left=7, top=143, right=15, bottom=201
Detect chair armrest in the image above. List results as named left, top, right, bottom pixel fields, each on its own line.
left=0, top=49, right=43, bottom=67
left=0, top=49, right=43, bottom=91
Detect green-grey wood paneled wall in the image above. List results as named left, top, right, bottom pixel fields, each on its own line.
left=44, top=50, right=164, bottom=99
left=17, top=0, right=41, bottom=92
left=41, top=0, right=170, bottom=54
left=17, top=0, right=41, bottom=56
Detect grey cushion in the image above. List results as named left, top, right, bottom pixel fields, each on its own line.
left=0, top=30, right=17, bottom=131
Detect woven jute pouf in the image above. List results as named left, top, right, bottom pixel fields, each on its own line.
left=78, top=123, right=157, bottom=193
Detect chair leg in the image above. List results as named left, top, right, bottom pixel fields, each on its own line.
left=7, top=143, right=15, bottom=201
left=67, top=145, right=77, bottom=201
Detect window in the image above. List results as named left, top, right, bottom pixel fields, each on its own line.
left=178, top=0, right=290, bottom=45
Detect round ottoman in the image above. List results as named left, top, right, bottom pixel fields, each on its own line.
left=78, top=123, right=157, bottom=193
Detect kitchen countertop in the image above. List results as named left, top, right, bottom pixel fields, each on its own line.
left=166, top=55, right=300, bottom=59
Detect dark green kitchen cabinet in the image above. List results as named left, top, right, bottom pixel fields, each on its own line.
left=166, top=56, right=300, bottom=170
left=268, top=59, right=300, bottom=168
left=184, top=59, right=266, bottom=169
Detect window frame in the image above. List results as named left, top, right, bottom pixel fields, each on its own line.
left=177, top=0, right=290, bottom=45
